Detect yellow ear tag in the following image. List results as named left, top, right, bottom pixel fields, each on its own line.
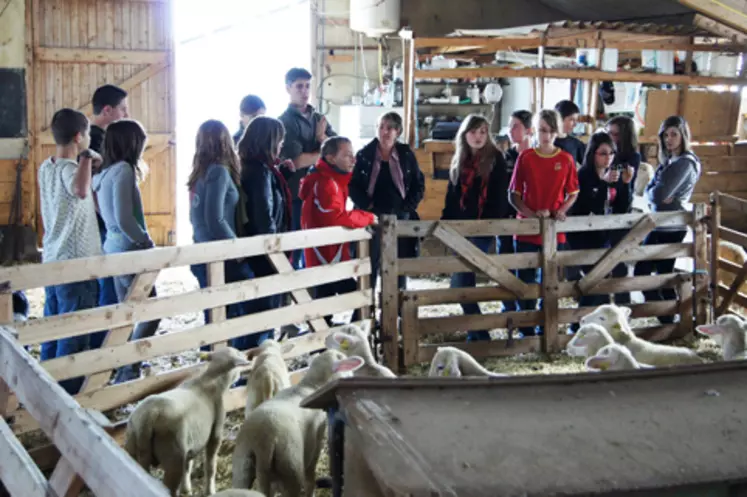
left=597, top=363, right=609, bottom=371
left=199, top=352, right=210, bottom=361
left=442, top=366, right=450, bottom=376
left=612, top=323, right=622, bottom=331
left=340, top=338, right=350, bottom=351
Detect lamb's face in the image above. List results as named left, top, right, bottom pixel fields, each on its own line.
left=585, top=344, right=626, bottom=371
left=566, top=323, right=608, bottom=357
left=580, top=304, right=631, bottom=341
left=429, top=350, right=462, bottom=378
left=696, top=314, right=746, bottom=339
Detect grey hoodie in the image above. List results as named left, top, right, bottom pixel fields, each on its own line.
left=646, top=151, right=702, bottom=228
left=92, top=161, right=154, bottom=253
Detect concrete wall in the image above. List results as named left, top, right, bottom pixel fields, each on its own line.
left=0, top=0, right=27, bottom=160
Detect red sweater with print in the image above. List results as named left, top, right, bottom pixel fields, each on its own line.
left=299, top=159, right=375, bottom=267
left=509, top=147, right=579, bottom=246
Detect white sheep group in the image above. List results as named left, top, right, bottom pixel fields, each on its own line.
left=576, top=304, right=704, bottom=369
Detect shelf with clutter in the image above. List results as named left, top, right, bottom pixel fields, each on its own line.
left=398, top=20, right=747, bottom=152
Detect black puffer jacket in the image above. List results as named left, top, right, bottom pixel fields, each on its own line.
left=240, top=158, right=291, bottom=236
left=441, top=155, right=510, bottom=221
left=349, top=139, right=425, bottom=220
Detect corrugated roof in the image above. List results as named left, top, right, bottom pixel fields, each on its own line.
left=537, top=0, right=693, bottom=23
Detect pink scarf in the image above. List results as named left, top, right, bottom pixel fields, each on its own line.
left=367, top=145, right=406, bottom=199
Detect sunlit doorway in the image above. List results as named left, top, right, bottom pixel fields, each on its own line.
left=173, top=1, right=312, bottom=245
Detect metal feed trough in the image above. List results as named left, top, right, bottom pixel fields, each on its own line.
left=303, top=363, right=747, bottom=497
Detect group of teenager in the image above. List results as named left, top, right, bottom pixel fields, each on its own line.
left=36, top=64, right=702, bottom=394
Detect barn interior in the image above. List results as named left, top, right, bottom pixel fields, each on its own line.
left=1, top=0, right=747, bottom=496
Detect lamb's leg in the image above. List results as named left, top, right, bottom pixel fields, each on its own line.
left=181, top=458, right=194, bottom=496
left=162, top=459, right=186, bottom=497
left=204, top=434, right=221, bottom=495
left=303, top=421, right=326, bottom=497
left=257, top=470, right=274, bottom=497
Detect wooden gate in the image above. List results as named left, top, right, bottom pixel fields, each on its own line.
left=379, top=208, right=709, bottom=371
left=27, top=0, right=177, bottom=246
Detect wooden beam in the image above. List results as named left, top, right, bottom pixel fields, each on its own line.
left=431, top=222, right=531, bottom=298
left=0, top=416, right=52, bottom=497
left=679, top=0, right=747, bottom=36
left=207, top=261, right=227, bottom=350
left=540, top=217, right=559, bottom=353
left=0, top=226, right=371, bottom=292
left=380, top=215, right=400, bottom=370
left=576, top=215, right=657, bottom=295
left=414, top=66, right=746, bottom=87
left=0, top=327, right=170, bottom=497
left=35, top=47, right=169, bottom=65
left=711, top=193, right=722, bottom=318
left=694, top=14, right=747, bottom=44
left=79, top=271, right=160, bottom=393
left=49, top=458, right=85, bottom=497
left=414, top=34, right=747, bottom=53
left=16, top=259, right=369, bottom=345
left=717, top=259, right=747, bottom=314
left=41, top=291, right=371, bottom=382
left=267, top=253, right=329, bottom=333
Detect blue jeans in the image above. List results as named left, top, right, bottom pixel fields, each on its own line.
left=41, top=280, right=99, bottom=395
left=450, top=236, right=495, bottom=342
left=514, top=240, right=543, bottom=336
left=634, top=229, right=687, bottom=324
left=191, top=259, right=272, bottom=351
left=291, top=199, right=305, bottom=270
left=315, top=277, right=361, bottom=326
left=92, top=219, right=117, bottom=350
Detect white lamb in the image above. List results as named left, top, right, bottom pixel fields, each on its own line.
left=324, top=322, right=397, bottom=378
left=124, top=347, right=250, bottom=496
left=428, top=346, right=509, bottom=377
left=697, top=314, right=747, bottom=360
left=244, top=339, right=291, bottom=419
left=585, top=343, right=652, bottom=371
left=566, top=323, right=615, bottom=358
left=232, top=349, right=364, bottom=497
left=581, top=304, right=704, bottom=366
left=213, top=490, right=266, bottom=497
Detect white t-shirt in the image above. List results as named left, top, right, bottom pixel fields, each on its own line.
left=38, top=157, right=102, bottom=262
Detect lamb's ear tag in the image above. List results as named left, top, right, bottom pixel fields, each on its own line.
left=199, top=351, right=211, bottom=362
left=696, top=324, right=720, bottom=336
left=325, top=332, right=347, bottom=351
left=585, top=356, right=607, bottom=371
left=333, top=356, right=365, bottom=373
left=612, top=323, right=622, bottom=331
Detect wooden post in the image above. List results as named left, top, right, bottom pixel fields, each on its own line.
left=400, top=295, right=419, bottom=370
left=357, top=238, right=372, bottom=320
left=693, top=203, right=709, bottom=327
left=380, top=215, right=399, bottom=370
left=207, top=261, right=227, bottom=349
left=49, top=458, right=85, bottom=497
left=677, top=47, right=693, bottom=116
left=541, top=217, right=559, bottom=353
left=677, top=276, right=694, bottom=339
left=710, top=192, right=721, bottom=318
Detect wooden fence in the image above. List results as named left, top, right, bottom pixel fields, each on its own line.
left=710, top=191, right=747, bottom=317
left=379, top=208, right=709, bottom=370
left=0, top=226, right=372, bottom=441
left=0, top=326, right=170, bottom=497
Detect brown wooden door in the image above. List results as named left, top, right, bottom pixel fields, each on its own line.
left=28, top=0, right=177, bottom=246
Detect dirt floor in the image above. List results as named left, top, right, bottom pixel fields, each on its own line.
left=19, top=267, right=724, bottom=496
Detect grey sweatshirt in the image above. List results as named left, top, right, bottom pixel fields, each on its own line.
left=646, top=151, right=702, bottom=228
left=92, top=161, right=154, bottom=253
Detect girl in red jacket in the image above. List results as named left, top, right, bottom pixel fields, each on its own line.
left=300, top=136, right=377, bottom=325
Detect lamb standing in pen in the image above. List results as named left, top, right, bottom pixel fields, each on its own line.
left=232, top=349, right=364, bottom=497
left=244, top=339, right=291, bottom=418
left=697, top=314, right=747, bottom=360
left=324, top=322, right=397, bottom=378
left=124, top=347, right=250, bottom=496
left=428, top=346, right=509, bottom=377
left=585, top=343, right=652, bottom=371
left=581, top=304, right=704, bottom=366
left=566, top=323, right=615, bottom=358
